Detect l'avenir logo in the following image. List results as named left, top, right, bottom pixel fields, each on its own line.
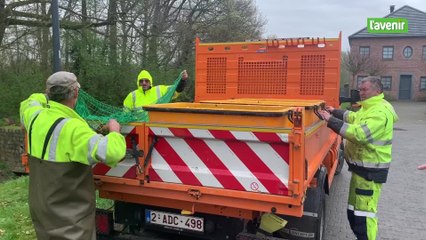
left=367, top=18, right=408, bottom=33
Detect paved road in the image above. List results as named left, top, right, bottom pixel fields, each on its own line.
left=324, top=101, right=426, bottom=240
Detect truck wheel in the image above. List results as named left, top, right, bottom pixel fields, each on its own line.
left=315, top=187, right=326, bottom=240
left=274, top=167, right=327, bottom=240
left=334, top=143, right=344, bottom=176
left=312, top=166, right=326, bottom=240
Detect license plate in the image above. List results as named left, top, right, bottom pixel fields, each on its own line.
left=145, top=209, right=204, bottom=232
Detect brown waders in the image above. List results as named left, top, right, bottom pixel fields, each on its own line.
left=29, top=156, right=96, bottom=240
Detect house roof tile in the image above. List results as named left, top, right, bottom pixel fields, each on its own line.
left=349, top=5, right=426, bottom=40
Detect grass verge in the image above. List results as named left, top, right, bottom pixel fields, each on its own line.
left=0, top=176, right=114, bottom=240
left=0, top=177, right=35, bottom=240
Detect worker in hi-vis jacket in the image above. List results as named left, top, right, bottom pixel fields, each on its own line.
left=123, top=69, right=188, bottom=110
left=20, top=71, right=126, bottom=239
left=318, top=76, right=399, bottom=240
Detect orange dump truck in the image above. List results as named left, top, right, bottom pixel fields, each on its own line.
left=99, top=34, right=343, bottom=240
left=92, top=34, right=344, bottom=240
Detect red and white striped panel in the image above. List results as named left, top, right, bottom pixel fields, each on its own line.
left=148, top=127, right=290, bottom=195
left=92, top=125, right=138, bottom=179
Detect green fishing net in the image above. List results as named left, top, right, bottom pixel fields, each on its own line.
left=75, top=74, right=182, bottom=129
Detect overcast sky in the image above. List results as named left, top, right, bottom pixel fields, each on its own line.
left=254, top=0, right=426, bottom=51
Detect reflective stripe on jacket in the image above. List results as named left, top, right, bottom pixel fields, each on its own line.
left=328, top=93, right=398, bottom=183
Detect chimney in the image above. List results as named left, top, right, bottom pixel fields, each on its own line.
left=390, top=5, right=395, bottom=13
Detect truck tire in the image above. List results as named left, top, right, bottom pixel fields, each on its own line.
left=275, top=166, right=327, bottom=240
left=311, top=167, right=326, bottom=240
left=315, top=187, right=326, bottom=240
left=334, top=142, right=345, bottom=176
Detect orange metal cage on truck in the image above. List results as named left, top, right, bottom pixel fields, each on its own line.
left=194, top=34, right=341, bottom=107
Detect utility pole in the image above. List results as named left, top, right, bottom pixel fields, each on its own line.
left=52, top=0, right=61, bottom=72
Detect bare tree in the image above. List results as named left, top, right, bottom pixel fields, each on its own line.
left=36, top=2, right=49, bottom=72
left=342, top=50, right=370, bottom=89
left=0, top=0, right=5, bottom=45
left=0, top=0, right=112, bottom=48
left=107, top=0, right=117, bottom=66
left=364, top=56, right=387, bottom=77
left=0, top=0, right=267, bottom=111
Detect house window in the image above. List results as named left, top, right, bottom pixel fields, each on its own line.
left=357, top=75, right=367, bottom=87
left=382, top=46, right=394, bottom=60
left=381, top=76, right=392, bottom=90
left=420, top=77, right=426, bottom=91
left=359, top=46, right=370, bottom=57
left=403, top=46, right=413, bottom=59
left=423, top=46, right=426, bottom=59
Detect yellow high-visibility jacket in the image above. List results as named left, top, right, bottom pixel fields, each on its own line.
left=123, top=85, right=171, bottom=110
left=20, top=93, right=126, bottom=166
left=328, top=93, right=399, bottom=183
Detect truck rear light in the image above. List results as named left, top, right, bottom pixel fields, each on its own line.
left=96, top=208, right=114, bottom=235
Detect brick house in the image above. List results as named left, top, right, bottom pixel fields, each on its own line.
left=349, top=5, right=426, bottom=101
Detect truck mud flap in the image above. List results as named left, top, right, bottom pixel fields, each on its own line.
left=275, top=167, right=327, bottom=240
left=236, top=232, right=289, bottom=240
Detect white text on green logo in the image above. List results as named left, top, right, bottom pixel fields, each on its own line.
left=367, top=18, right=408, bottom=33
